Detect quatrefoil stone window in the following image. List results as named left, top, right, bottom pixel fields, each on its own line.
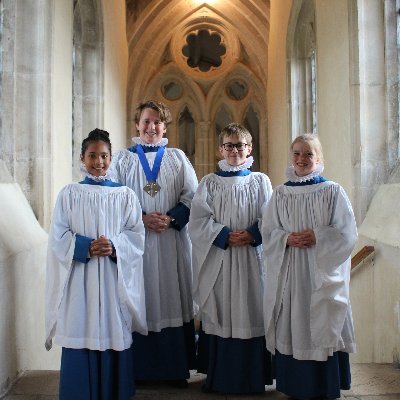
left=182, top=30, right=226, bottom=72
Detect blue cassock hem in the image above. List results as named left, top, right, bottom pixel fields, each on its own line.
left=59, top=347, right=134, bottom=400
left=274, top=349, right=351, bottom=399
left=131, top=321, right=196, bottom=380
left=197, top=330, right=274, bottom=394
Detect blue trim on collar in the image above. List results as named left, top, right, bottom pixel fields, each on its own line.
left=128, top=145, right=163, bottom=153
left=285, top=176, right=328, bottom=186
left=215, top=169, right=252, bottom=177
left=79, top=177, right=123, bottom=186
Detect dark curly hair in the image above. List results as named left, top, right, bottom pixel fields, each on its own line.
left=81, top=128, right=112, bottom=156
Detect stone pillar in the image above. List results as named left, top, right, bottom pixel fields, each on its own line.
left=72, top=0, right=104, bottom=182
left=0, top=0, right=53, bottom=228
left=196, top=120, right=212, bottom=179
left=259, top=117, right=269, bottom=173
left=352, top=0, right=387, bottom=222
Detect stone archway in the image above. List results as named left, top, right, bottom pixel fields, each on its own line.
left=125, top=1, right=270, bottom=178
left=287, top=0, right=316, bottom=140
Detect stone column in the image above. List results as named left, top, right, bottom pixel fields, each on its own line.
left=196, top=120, right=212, bottom=179
left=0, top=0, right=53, bottom=228
left=353, top=0, right=387, bottom=221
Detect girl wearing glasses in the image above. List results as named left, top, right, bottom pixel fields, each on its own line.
left=189, top=123, right=273, bottom=394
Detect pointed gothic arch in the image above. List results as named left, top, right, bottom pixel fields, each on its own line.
left=214, top=104, right=234, bottom=166
left=243, top=105, right=261, bottom=172
left=287, top=0, right=317, bottom=140
left=178, top=106, right=196, bottom=164
left=126, top=1, right=270, bottom=178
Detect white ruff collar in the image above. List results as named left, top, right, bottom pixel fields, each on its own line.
left=285, top=163, right=324, bottom=183
left=218, top=156, right=254, bottom=172
left=80, top=165, right=115, bottom=182
left=132, top=136, right=168, bottom=147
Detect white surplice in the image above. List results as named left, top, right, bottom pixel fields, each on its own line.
left=189, top=172, right=273, bottom=339
left=111, top=148, right=198, bottom=331
left=262, top=181, right=358, bottom=361
left=45, top=183, right=147, bottom=351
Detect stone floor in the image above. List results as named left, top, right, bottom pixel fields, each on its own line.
left=1, top=364, right=399, bottom=400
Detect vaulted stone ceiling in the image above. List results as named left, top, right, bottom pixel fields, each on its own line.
left=125, top=0, right=270, bottom=176
left=125, top=0, right=270, bottom=99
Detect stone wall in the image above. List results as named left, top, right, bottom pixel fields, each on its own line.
left=350, top=184, right=400, bottom=363
left=0, top=161, right=59, bottom=397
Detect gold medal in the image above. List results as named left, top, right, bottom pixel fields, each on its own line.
left=143, top=181, right=161, bottom=197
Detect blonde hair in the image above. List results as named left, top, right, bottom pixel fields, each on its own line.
left=219, top=123, right=252, bottom=146
left=291, top=133, right=324, bottom=164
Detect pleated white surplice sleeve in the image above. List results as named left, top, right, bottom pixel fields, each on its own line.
left=189, top=172, right=273, bottom=339
left=110, top=147, right=198, bottom=331
left=262, top=181, right=358, bottom=361
left=45, top=183, right=147, bottom=351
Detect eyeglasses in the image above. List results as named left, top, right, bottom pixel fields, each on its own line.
left=221, top=142, right=248, bottom=151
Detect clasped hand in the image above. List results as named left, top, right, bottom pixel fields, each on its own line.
left=89, top=235, right=113, bottom=257
left=143, top=212, right=171, bottom=233
left=228, top=230, right=255, bottom=247
left=287, top=229, right=316, bottom=248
